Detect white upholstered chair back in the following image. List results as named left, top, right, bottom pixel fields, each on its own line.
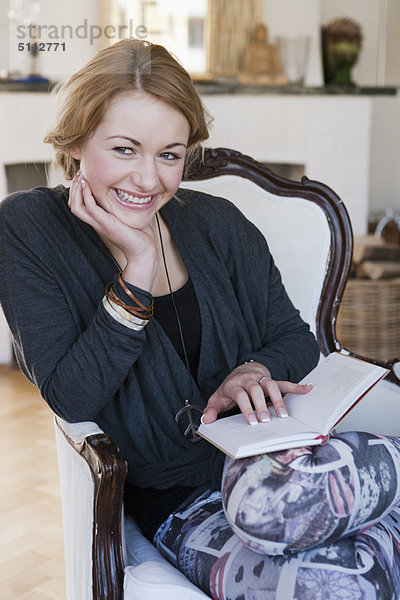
left=181, top=148, right=353, bottom=355
left=180, top=175, right=330, bottom=338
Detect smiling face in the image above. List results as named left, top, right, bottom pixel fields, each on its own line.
left=70, top=91, right=190, bottom=229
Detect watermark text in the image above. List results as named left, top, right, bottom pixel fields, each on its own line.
left=16, top=19, right=147, bottom=46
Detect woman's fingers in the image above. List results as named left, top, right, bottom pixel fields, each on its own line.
left=223, top=384, right=267, bottom=425
left=69, top=174, right=132, bottom=241
left=243, top=382, right=271, bottom=424
left=73, top=175, right=108, bottom=227
left=257, top=377, right=287, bottom=418
left=259, top=379, right=313, bottom=420
left=68, top=172, right=99, bottom=227
left=201, top=402, right=223, bottom=425
left=203, top=383, right=270, bottom=426
left=204, top=365, right=313, bottom=426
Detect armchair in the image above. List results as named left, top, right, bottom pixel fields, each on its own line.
left=54, top=148, right=400, bottom=600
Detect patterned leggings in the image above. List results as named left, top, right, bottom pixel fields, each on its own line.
left=154, top=433, right=400, bottom=599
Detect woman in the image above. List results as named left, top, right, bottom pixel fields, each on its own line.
left=1, top=39, right=399, bottom=598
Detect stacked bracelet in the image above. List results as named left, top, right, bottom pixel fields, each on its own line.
left=102, top=296, right=149, bottom=331
left=103, top=273, right=154, bottom=331
left=105, top=273, right=154, bottom=319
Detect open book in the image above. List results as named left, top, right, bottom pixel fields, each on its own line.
left=198, top=352, right=389, bottom=459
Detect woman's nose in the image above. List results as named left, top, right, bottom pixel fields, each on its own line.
left=130, top=158, right=159, bottom=191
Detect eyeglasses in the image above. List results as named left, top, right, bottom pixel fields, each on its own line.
left=175, top=400, right=203, bottom=443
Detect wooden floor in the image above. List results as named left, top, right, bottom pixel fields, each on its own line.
left=0, top=367, right=66, bottom=599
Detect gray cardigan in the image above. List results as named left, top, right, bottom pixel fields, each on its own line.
left=0, top=185, right=319, bottom=489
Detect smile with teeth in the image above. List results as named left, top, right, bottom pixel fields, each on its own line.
left=114, top=188, right=153, bottom=204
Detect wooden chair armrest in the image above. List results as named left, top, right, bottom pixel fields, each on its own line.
left=55, top=417, right=128, bottom=600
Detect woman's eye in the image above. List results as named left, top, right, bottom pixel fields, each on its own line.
left=160, top=152, right=180, bottom=161
left=114, top=147, right=133, bottom=155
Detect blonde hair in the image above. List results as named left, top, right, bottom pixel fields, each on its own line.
left=44, top=38, right=211, bottom=179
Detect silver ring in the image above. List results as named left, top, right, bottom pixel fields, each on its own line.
left=258, top=376, right=268, bottom=386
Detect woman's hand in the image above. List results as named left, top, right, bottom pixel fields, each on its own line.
left=68, top=172, right=158, bottom=290
left=202, top=361, right=312, bottom=425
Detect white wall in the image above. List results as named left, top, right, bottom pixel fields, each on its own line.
left=262, top=0, right=323, bottom=86
left=370, top=95, right=400, bottom=215
left=385, top=0, right=400, bottom=86
left=0, top=0, right=9, bottom=75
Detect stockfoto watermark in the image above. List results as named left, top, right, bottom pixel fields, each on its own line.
left=16, top=19, right=148, bottom=46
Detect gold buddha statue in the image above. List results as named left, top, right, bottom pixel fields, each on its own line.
left=238, top=23, right=288, bottom=86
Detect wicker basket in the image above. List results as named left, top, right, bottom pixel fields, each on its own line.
left=336, top=277, right=400, bottom=361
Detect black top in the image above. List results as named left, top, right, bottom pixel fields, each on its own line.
left=153, top=277, right=201, bottom=379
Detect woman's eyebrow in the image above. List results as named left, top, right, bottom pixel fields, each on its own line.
left=107, top=136, right=187, bottom=149
left=107, top=135, right=141, bottom=145
left=164, top=142, right=187, bottom=149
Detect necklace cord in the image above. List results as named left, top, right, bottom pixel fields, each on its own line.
left=155, top=214, right=194, bottom=404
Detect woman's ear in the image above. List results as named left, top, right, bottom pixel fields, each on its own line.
left=69, top=146, right=81, bottom=160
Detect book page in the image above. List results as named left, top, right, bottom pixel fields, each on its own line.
left=198, top=412, right=320, bottom=459
left=286, top=353, right=388, bottom=434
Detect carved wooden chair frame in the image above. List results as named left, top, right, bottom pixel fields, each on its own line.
left=55, top=147, right=400, bottom=600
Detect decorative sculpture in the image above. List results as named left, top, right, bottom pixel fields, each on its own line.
left=321, top=17, right=363, bottom=86
left=237, top=23, right=289, bottom=86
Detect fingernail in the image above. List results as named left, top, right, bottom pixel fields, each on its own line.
left=80, top=177, right=86, bottom=188
left=248, top=414, right=258, bottom=426
left=260, top=412, right=270, bottom=423
left=278, top=408, right=288, bottom=418
left=76, top=169, right=81, bottom=177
